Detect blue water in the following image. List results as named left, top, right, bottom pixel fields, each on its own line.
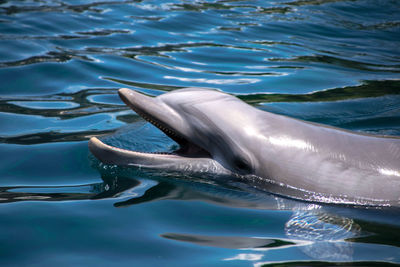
left=1, top=0, right=400, bottom=266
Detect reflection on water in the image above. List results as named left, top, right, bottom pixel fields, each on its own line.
left=1, top=170, right=399, bottom=263
left=0, top=176, right=139, bottom=203
left=285, top=209, right=360, bottom=261
left=161, top=233, right=295, bottom=250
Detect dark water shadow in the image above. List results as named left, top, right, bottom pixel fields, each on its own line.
left=268, top=54, right=400, bottom=73
left=161, top=233, right=295, bottom=249
left=0, top=42, right=262, bottom=68
left=0, top=88, right=123, bottom=120
left=0, top=0, right=140, bottom=15
left=239, top=80, right=400, bottom=104
left=0, top=175, right=139, bottom=203
left=284, top=0, right=356, bottom=7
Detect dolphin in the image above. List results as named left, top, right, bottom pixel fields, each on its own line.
left=89, top=88, right=400, bottom=207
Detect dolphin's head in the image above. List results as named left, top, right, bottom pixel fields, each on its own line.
left=89, top=88, right=261, bottom=175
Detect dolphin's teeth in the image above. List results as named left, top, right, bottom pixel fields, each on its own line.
left=134, top=150, right=172, bottom=155
left=126, top=101, right=189, bottom=152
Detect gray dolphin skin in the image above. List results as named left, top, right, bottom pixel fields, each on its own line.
left=89, top=88, right=400, bottom=207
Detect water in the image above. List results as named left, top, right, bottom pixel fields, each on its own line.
left=1, top=0, right=399, bottom=265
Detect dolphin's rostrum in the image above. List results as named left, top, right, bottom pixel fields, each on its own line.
left=89, top=88, right=400, bottom=207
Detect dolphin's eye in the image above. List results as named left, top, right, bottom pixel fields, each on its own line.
left=233, top=157, right=252, bottom=173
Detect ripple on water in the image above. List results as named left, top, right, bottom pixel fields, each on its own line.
left=9, top=101, right=80, bottom=110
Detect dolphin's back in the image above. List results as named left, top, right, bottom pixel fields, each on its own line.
left=255, top=110, right=400, bottom=207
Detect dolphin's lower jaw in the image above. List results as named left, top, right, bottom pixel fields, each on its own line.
left=89, top=137, right=229, bottom=174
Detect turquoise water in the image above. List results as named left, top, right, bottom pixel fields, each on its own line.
left=1, top=0, right=400, bottom=266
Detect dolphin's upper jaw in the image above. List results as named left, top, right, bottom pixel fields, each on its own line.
left=117, top=88, right=185, bottom=147
left=89, top=88, right=211, bottom=166
left=118, top=88, right=210, bottom=157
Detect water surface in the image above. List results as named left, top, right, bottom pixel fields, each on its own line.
left=1, top=0, right=400, bottom=266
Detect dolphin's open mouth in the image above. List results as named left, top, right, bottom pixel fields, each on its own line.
left=89, top=88, right=210, bottom=166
